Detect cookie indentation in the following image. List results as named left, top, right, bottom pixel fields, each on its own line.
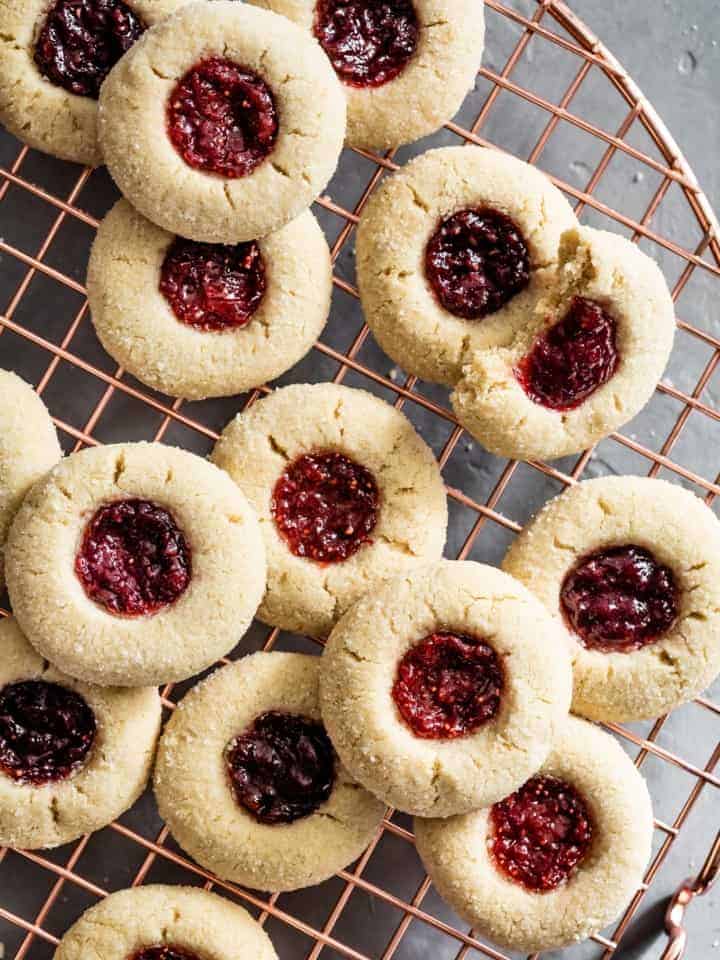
left=0, top=680, right=96, bottom=785
left=392, top=631, right=503, bottom=739
left=515, top=295, right=619, bottom=411
left=489, top=774, right=593, bottom=892
left=167, top=57, right=278, bottom=178
left=272, top=451, right=379, bottom=564
left=34, top=0, right=145, bottom=98
left=314, top=0, right=419, bottom=88
left=226, top=711, right=335, bottom=824
left=159, top=237, right=266, bottom=332
left=131, top=949, right=203, bottom=960
left=75, top=498, right=192, bottom=617
left=560, top=544, right=678, bottom=653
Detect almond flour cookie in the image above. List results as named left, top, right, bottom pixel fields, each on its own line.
left=5, top=442, right=266, bottom=687
left=320, top=561, right=572, bottom=817
left=503, top=476, right=720, bottom=722
left=87, top=200, right=332, bottom=400
left=0, top=616, right=160, bottom=850
left=211, top=383, right=448, bottom=638
left=452, top=226, right=676, bottom=460
left=248, top=1, right=484, bottom=151
left=0, top=0, right=185, bottom=166
left=415, top=716, right=653, bottom=953
left=0, top=369, right=61, bottom=590
left=53, top=885, right=278, bottom=960
left=155, top=652, right=385, bottom=892
left=356, top=146, right=577, bottom=386
left=98, top=1, right=346, bottom=243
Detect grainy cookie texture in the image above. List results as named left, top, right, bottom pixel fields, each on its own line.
left=53, top=884, right=278, bottom=960
left=415, top=716, right=654, bottom=953
left=503, top=476, right=720, bottom=721
left=0, top=617, right=161, bottom=850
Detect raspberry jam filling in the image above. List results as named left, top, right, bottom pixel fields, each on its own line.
left=392, top=632, right=504, bottom=739
left=314, top=0, right=420, bottom=88
left=516, top=295, right=620, bottom=411
left=272, top=452, right=379, bottom=564
left=34, top=0, right=145, bottom=99
left=489, top=774, right=593, bottom=892
left=425, top=208, right=531, bottom=320
left=75, top=498, right=192, bottom=617
left=159, top=237, right=266, bottom=332
left=131, top=949, right=202, bottom=960
left=226, top=711, right=335, bottom=825
left=560, top=544, right=679, bottom=653
left=0, top=680, right=96, bottom=785
left=167, top=57, right=278, bottom=178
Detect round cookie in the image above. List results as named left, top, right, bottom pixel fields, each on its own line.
left=0, top=369, right=61, bottom=590
left=211, top=382, right=448, bottom=638
left=452, top=225, right=676, bottom=461
left=320, top=561, right=572, bottom=817
left=0, top=616, right=160, bottom=850
left=415, top=715, right=653, bottom=953
left=87, top=200, right=332, bottom=400
left=502, top=475, right=720, bottom=722
left=155, top=652, right=385, bottom=892
left=0, top=0, right=185, bottom=166
left=248, top=1, right=484, bottom=151
left=53, top=884, right=278, bottom=960
left=356, top=146, right=577, bottom=386
left=5, top=442, right=266, bottom=687
left=98, top=1, right=346, bottom=243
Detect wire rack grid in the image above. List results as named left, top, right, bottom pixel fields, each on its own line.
left=0, top=1, right=718, bottom=958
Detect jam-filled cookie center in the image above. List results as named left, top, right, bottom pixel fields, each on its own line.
left=425, top=207, right=531, bottom=320
left=226, top=711, right=336, bottom=824
left=159, top=237, right=267, bottom=332
left=130, top=948, right=202, bottom=960
left=489, top=774, right=593, bottom=892
left=167, top=57, right=278, bottom=178
left=314, top=0, right=419, bottom=88
left=34, top=0, right=146, bottom=98
left=75, top=498, right=192, bottom=617
left=272, top=451, right=379, bottom=564
left=516, top=295, right=619, bottom=411
left=560, top=544, right=679, bottom=653
left=0, top=680, right=96, bottom=785
left=392, top=631, right=504, bottom=739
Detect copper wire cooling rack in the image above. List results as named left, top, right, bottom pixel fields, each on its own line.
left=0, top=1, right=719, bottom=958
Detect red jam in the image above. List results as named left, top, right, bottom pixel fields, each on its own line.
left=516, top=296, right=619, bottom=411
left=34, top=0, right=145, bottom=99
left=226, top=711, right=335, bottom=824
left=392, top=632, right=503, bottom=739
left=489, top=774, right=593, bottom=892
left=75, top=499, right=192, bottom=617
left=0, top=680, right=96, bottom=785
left=314, top=0, right=419, bottom=88
left=425, top=208, right=531, bottom=320
left=159, top=237, right=266, bottom=332
left=131, top=949, right=202, bottom=960
left=272, top=452, right=379, bottom=564
left=560, top=544, right=679, bottom=653
left=167, top=57, right=278, bottom=178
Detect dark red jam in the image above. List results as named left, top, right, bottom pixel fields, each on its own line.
left=131, top=948, right=202, bottom=960
left=167, top=57, right=278, bottom=178
left=226, top=711, right=335, bottom=824
left=560, top=544, right=679, bottom=653
left=272, top=452, right=379, bottom=564
left=0, top=680, right=96, bottom=785
left=75, top=498, right=191, bottom=617
left=516, top=296, right=619, bottom=411
left=489, top=774, right=593, bottom=892
left=425, top=207, right=531, bottom=320
left=392, top=632, right=503, bottom=739
left=34, top=0, right=145, bottom=99
left=314, top=0, right=419, bottom=88
left=159, top=237, right=266, bottom=332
